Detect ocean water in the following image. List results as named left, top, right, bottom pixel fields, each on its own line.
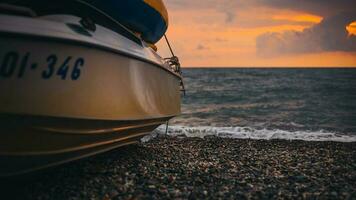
left=149, top=68, right=356, bottom=142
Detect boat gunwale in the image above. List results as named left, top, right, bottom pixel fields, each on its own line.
left=0, top=27, right=182, bottom=80
left=0, top=113, right=176, bottom=127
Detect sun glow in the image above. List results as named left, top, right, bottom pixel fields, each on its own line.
left=346, top=21, right=356, bottom=36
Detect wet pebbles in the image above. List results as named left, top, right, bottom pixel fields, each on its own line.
left=1, top=136, right=355, bottom=199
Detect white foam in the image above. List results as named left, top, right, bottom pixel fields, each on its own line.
left=141, top=125, right=356, bottom=143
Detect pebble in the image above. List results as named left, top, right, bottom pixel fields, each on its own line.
left=0, top=136, right=355, bottom=199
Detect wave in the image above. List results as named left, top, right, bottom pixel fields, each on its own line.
left=142, top=125, right=356, bottom=143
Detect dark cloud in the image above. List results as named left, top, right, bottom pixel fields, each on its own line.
left=214, top=38, right=228, bottom=43
left=257, top=0, right=356, bottom=17
left=256, top=12, right=356, bottom=57
left=224, top=10, right=235, bottom=23
left=254, top=0, right=356, bottom=56
left=197, top=44, right=209, bottom=50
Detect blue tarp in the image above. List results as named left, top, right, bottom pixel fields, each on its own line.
left=84, top=0, right=168, bottom=43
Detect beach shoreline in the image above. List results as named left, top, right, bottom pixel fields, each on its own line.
left=1, top=136, right=355, bottom=199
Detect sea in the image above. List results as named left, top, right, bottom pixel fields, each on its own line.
left=146, top=68, right=356, bottom=142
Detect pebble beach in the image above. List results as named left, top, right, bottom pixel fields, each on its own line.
left=1, top=136, right=355, bottom=199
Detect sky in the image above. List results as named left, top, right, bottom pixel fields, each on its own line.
left=156, top=0, right=356, bottom=67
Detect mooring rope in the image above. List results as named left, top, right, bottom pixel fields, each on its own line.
left=165, top=121, right=169, bottom=135
left=164, top=34, right=176, bottom=57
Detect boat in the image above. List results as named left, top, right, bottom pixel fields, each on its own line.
left=0, top=0, right=183, bottom=177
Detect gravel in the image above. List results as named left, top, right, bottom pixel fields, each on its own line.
left=1, top=136, right=355, bottom=199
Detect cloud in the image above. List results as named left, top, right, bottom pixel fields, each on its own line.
left=165, top=0, right=356, bottom=24
left=224, top=10, right=235, bottom=23
left=214, top=38, right=228, bottom=43
left=197, top=44, right=209, bottom=50
left=257, top=0, right=356, bottom=17
left=256, top=12, right=356, bottom=57
left=162, top=0, right=356, bottom=64
left=165, top=0, right=248, bottom=24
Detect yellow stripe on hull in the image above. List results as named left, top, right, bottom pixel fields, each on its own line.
left=143, top=0, right=169, bottom=25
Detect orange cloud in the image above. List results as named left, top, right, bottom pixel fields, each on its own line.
left=272, top=13, right=322, bottom=23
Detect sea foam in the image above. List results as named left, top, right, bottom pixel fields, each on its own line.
left=142, top=125, right=356, bottom=143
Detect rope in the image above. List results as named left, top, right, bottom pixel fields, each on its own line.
left=164, top=34, right=175, bottom=57
left=164, top=34, right=185, bottom=95
left=165, top=121, right=169, bottom=134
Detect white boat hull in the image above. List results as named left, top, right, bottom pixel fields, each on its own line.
left=0, top=35, right=181, bottom=120
left=0, top=14, right=182, bottom=176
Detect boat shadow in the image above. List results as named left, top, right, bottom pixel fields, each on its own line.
left=0, top=143, right=151, bottom=199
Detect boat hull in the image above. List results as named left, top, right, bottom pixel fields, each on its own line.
left=0, top=35, right=181, bottom=120
left=0, top=16, right=181, bottom=176
left=0, top=115, right=168, bottom=176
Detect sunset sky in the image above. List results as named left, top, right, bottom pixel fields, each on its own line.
left=156, top=0, right=356, bottom=67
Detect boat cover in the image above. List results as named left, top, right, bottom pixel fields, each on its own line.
left=1, top=0, right=169, bottom=44
left=84, top=0, right=168, bottom=43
